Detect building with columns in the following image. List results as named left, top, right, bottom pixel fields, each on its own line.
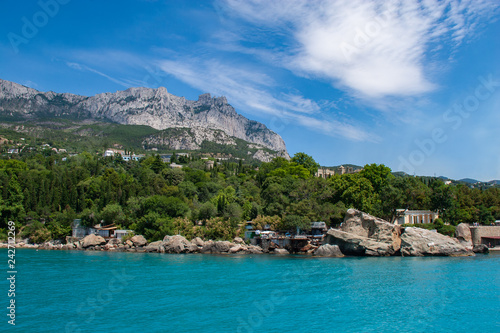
left=395, top=209, right=439, bottom=225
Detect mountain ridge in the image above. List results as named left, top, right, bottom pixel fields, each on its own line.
left=0, top=78, right=288, bottom=157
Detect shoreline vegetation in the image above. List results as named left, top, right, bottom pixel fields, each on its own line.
left=1, top=150, right=499, bottom=253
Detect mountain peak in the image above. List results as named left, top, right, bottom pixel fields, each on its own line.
left=0, top=78, right=288, bottom=155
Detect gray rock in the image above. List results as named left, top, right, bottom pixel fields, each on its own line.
left=341, top=209, right=401, bottom=251
left=81, top=234, right=106, bottom=248
left=401, top=227, right=474, bottom=256
left=163, top=235, right=192, bottom=253
left=229, top=244, right=243, bottom=253
left=324, top=209, right=401, bottom=256
left=191, top=237, right=205, bottom=247
left=313, top=244, right=344, bottom=257
left=145, top=240, right=163, bottom=253
left=233, top=237, right=244, bottom=244
left=213, top=241, right=233, bottom=253
left=130, top=235, right=147, bottom=247
left=247, top=245, right=263, bottom=254
left=62, top=243, right=75, bottom=250
left=201, top=241, right=234, bottom=254
left=273, top=248, right=290, bottom=255
left=472, top=244, right=489, bottom=253
left=455, top=223, right=473, bottom=250
left=107, top=238, right=121, bottom=245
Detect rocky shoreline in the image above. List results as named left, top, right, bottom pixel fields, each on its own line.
left=1, top=234, right=342, bottom=256
left=2, top=209, right=490, bottom=257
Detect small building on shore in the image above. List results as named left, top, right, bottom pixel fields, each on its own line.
left=244, top=221, right=256, bottom=240
left=114, top=230, right=133, bottom=240
left=310, top=221, right=328, bottom=236
left=71, top=219, right=119, bottom=239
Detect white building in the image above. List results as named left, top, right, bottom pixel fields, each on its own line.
left=395, top=210, right=439, bottom=225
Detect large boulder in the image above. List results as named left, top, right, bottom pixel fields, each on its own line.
left=401, top=227, right=474, bottom=256
left=324, top=209, right=401, bottom=256
left=455, top=223, right=473, bottom=250
left=341, top=209, right=401, bottom=250
left=107, top=238, right=121, bottom=245
left=130, top=235, right=147, bottom=247
left=191, top=237, right=205, bottom=247
left=81, top=234, right=106, bottom=248
left=162, top=235, right=193, bottom=253
left=229, top=244, right=244, bottom=253
left=233, top=237, right=244, bottom=244
left=273, top=248, right=290, bottom=255
left=201, top=241, right=234, bottom=254
left=145, top=240, right=164, bottom=253
left=247, top=245, right=263, bottom=254
left=314, top=244, right=344, bottom=257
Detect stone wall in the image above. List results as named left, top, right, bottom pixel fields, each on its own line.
left=470, top=226, right=500, bottom=245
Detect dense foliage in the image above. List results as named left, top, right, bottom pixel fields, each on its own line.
left=1, top=152, right=499, bottom=242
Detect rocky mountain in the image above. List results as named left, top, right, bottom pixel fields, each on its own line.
left=0, top=79, right=288, bottom=157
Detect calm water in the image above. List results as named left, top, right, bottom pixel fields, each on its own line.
left=2, top=249, right=499, bottom=333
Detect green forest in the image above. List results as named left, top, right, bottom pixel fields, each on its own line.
left=1, top=151, right=499, bottom=243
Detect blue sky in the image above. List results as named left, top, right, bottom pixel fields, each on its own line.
left=1, top=0, right=499, bottom=181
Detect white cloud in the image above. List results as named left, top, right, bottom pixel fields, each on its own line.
left=220, top=0, right=499, bottom=98
left=158, top=57, right=377, bottom=141
left=66, top=61, right=144, bottom=88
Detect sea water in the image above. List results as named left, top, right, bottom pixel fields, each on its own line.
left=2, top=249, right=499, bottom=333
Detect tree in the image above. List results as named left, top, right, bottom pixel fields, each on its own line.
left=0, top=174, right=26, bottom=228
left=361, top=163, right=393, bottom=193
left=198, top=201, right=217, bottom=220
left=281, top=214, right=310, bottom=233
left=141, top=195, right=189, bottom=218
left=291, top=152, right=320, bottom=176
left=329, top=173, right=377, bottom=214
left=162, top=168, right=185, bottom=186
left=99, top=203, right=125, bottom=225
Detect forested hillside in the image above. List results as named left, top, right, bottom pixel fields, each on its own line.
left=1, top=151, right=499, bottom=243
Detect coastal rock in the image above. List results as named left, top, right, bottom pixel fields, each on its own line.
left=229, top=244, right=243, bottom=253
left=400, top=227, right=474, bottom=256
left=104, top=244, right=115, bottom=251
left=107, top=238, right=121, bottom=245
left=341, top=209, right=401, bottom=251
left=145, top=240, right=164, bottom=253
left=130, top=235, right=147, bottom=247
left=81, top=234, right=106, bottom=248
left=63, top=243, right=75, bottom=250
left=201, top=241, right=234, bottom=254
left=200, top=240, right=214, bottom=253
left=247, top=245, right=263, bottom=254
left=472, top=244, right=489, bottom=254
left=273, top=248, right=290, bottom=255
left=215, top=241, right=234, bottom=253
left=324, top=209, right=401, bottom=256
left=191, top=237, right=205, bottom=247
left=233, top=237, right=244, bottom=244
left=313, top=244, right=344, bottom=257
left=326, top=229, right=396, bottom=256
left=126, top=240, right=133, bottom=247
left=163, top=235, right=192, bottom=253
left=455, top=223, right=473, bottom=250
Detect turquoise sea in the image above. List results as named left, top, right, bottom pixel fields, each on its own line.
left=2, top=249, right=499, bottom=333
